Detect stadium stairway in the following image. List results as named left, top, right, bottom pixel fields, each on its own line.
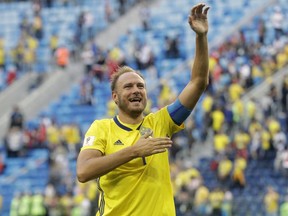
left=0, top=0, right=163, bottom=141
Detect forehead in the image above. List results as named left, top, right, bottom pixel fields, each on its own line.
left=117, top=72, right=145, bottom=86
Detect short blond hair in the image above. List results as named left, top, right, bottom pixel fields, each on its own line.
left=110, top=66, right=144, bottom=91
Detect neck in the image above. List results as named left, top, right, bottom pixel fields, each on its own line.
left=117, top=112, right=144, bottom=125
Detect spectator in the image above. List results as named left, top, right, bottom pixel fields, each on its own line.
left=272, top=128, right=287, bottom=153
left=231, top=156, right=247, bottom=189
left=270, top=6, right=284, bottom=40
left=232, top=129, right=250, bottom=160
left=211, top=105, right=225, bottom=133
left=30, top=192, right=47, bottom=216
left=134, top=42, right=154, bottom=70
left=258, top=18, right=266, bottom=44
left=0, top=68, right=5, bottom=91
left=139, top=3, right=151, bottom=31
left=9, top=105, right=25, bottom=129
left=280, top=195, right=288, bottom=216
left=83, top=11, right=94, bottom=41
left=158, top=79, right=177, bottom=108
left=232, top=99, right=245, bottom=129
left=217, top=155, right=233, bottom=187
left=260, top=127, right=272, bottom=159
left=0, top=193, right=2, bottom=216
left=61, top=123, right=82, bottom=159
left=221, top=189, right=233, bottom=216
left=274, top=146, right=288, bottom=177
left=4, top=127, right=25, bottom=158
left=18, top=191, right=33, bottom=216
left=193, top=184, right=210, bottom=216
left=19, top=14, right=32, bottom=35
left=55, top=45, right=70, bottom=69
left=209, top=188, right=224, bottom=216
left=81, top=43, right=95, bottom=74
left=281, top=75, right=288, bottom=113
left=118, top=0, right=126, bottom=15
left=92, top=51, right=107, bottom=82
left=32, top=14, right=43, bottom=40
left=0, top=36, right=5, bottom=70
left=49, top=33, right=59, bottom=57
left=32, top=0, right=42, bottom=15
left=79, top=73, right=95, bottom=105
left=164, top=35, right=180, bottom=59
left=250, top=126, right=262, bottom=160
left=10, top=193, right=21, bottom=216
left=6, top=65, right=17, bottom=86
left=0, top=153, right=5, bottom=174
left=75, top=11, right=86, bottom=48
left=264, top=186, right=279, bottom=216
left=213, top=130, right=230, bottom=157
left=105, top=0, right=113, bottom=23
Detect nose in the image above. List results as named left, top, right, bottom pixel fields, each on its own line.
left=132, top=89, right=140, bottom=95
left=131, top=85, right=141, bottom=94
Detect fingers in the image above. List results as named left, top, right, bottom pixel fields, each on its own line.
left=203, top=6, right=210, bottom=15
left=147, top=137, right=173, bottom=150
left=190, top=3, right=209, bottom=17
left=152, top=139, right=172, bottom=154
left=152, top=148, right=167, bottom=154
left=154, top=138, right=173, bottom=150
left=196, top=3, right=204, bottom=14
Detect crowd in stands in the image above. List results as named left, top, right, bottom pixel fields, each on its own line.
left=168, top=7, right=288, bottom=215
left=1, top=1, right=288, bottom=216
left=0, top=0, right=144, bottom=92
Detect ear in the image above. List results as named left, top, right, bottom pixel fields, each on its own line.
left=112, top=91, right=118, bottom=105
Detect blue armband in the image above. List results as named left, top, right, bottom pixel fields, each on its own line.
left=167, top=98, right=192, bottom=125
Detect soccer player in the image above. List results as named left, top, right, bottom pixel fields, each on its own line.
left=76, top=3, right=210, bottom=216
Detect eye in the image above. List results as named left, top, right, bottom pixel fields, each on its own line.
left=124, top=84, right=132, bottom=89
left=138, top=84, right=145, bottom=89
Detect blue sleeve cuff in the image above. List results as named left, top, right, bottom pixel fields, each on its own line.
left=167, top=98, right=192, bottom=125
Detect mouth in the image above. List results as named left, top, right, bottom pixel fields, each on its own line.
left=129, top=97, right=142, bottom=103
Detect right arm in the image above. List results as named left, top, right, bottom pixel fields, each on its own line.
left=76, top=132, right=173, bottom=182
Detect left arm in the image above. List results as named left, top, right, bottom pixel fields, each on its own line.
left=178, top=3, right=210, bottom=110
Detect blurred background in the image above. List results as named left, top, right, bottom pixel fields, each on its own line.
left=0, top=0, right=288, bottom=215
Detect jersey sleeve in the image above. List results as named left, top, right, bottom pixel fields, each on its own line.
left=154, top=107, right=185, bottom=138
left=80, top=120, right=106, bottom=153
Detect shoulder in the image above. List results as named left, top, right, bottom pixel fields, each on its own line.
left=91, top=118, right=114, bottom=126
left=143, top=107, right=168, bottom=119
left=87, top=118, right=114, bottom=134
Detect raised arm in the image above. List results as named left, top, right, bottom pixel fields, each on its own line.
left=178, top=3, right=210, bottom=110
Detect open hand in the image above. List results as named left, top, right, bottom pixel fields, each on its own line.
left=133, top=131, right=173, bottom=157
left=188, top=3, right=210, bottom=35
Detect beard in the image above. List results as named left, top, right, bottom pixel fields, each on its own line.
left=117, top=97, right=147, bottom=118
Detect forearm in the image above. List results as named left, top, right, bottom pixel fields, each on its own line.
left=191, top=34, right=209, bottom=87
left=178, top=34, right=209, bottom=109
left=77, top=146, right=137, bottom=182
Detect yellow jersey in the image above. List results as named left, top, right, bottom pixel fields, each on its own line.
left=81, top=107, right=184, bottom=216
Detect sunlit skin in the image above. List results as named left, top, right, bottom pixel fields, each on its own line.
left=112, top=72, right=148, bottom=124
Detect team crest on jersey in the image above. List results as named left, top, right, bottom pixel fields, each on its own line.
left=83, top=136, right=95, bottom=146
left=139, top=126, right=153, bottom=136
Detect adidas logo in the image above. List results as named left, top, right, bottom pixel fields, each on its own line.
left=114, top=140, right=124, bottom=145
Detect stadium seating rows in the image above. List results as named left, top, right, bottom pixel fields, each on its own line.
left=1, top=0, right=288, bottom=215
